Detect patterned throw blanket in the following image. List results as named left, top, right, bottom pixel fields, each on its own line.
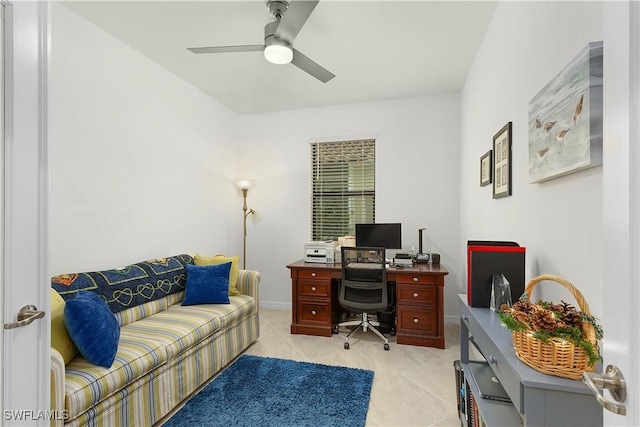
left=51, top=254, right=194, bottom=313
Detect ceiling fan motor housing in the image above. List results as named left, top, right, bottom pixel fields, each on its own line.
left=264, top=21, right=280, bottom=41
left=264, top=21, right=290, bottom=48
left=264, top=0, right=293, bottom=65
left=264, top=0, right=291, bottom=47
left=264, top=28, right=292, bottom=64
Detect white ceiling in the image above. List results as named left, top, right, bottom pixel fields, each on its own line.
left=62, top=1, right=498, bottom=115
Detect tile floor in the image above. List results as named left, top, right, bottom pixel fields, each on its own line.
left=244, top=308, right=461, bottom=427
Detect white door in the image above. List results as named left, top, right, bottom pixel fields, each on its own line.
left=1, top=2, right=50, bottom=426
left=601, top=0, right=639, bottom=424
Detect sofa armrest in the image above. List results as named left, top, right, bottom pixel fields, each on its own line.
left=237, top=270, right=261, bottom=312
left=50, top=348, right=66, bottom=427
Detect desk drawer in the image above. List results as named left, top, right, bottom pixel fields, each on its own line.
left=394, top=273, right=436, bottom=285
left=299, top=280, right=330, bottom=298
left=397, top=306, right=437, bottom=335
left=297, top=300, right=331, bottom=324
left=298, top=269, right=332, bottom=280
left=397, top=283, right=435, bottom=306
left=461, top=313, right=522, bottom=412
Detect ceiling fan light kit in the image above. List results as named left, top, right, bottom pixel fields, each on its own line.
left=264, top=41, right=293, bottom=65
left=187, top=0, right=335, bottom=83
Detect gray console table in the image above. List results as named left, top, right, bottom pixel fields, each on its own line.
left=458, top=294, right=602, bottom=426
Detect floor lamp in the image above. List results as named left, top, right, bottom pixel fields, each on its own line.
left=234, top=179, right=255, bottom=269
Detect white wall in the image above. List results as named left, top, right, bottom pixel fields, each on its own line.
left=234, top=96, right=462, bottom=312
left=51, top=1, right=606, bottom=324
left=460, top=2, right=604, bottom=317
left=50, top=4, right=240, bottom=274
left=51, top=4, right=461, bottom=315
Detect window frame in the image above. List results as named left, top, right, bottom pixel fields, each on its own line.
left=310, top=139, right=376, bottom=241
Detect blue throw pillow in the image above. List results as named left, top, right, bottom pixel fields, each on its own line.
left=182, top=263, right=231, bottom=306
left=64, top=291, right=120, bottom=368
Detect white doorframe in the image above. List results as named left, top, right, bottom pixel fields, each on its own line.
left=1, top=1, right=50, bottom=425
left=602, top=0, right=639, bottom=424
left=0, top=0, right=5, bottom=420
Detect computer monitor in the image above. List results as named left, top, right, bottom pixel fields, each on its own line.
left=355, top=223, right=402, bottom=249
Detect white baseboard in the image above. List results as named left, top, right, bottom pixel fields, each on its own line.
left=260, top=300, right=291, bottom=310
left=260, top=301, right=461, bottom=325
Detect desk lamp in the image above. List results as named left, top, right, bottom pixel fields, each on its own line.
left=416, top=228, right=430, bottom=263
left=234, top=179, right=255, bottom=269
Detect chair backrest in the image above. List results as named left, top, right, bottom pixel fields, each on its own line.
left=339, top=247, right=388, bottom=312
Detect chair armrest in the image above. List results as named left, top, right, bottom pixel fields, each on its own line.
left=50, top=348, right=66, bottom=427
left=237, top=270, right=261, bottom=312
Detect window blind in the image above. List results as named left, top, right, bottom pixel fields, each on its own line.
left=310, top=139, right=375, bottom=241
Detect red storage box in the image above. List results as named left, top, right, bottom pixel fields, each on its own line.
left=467, top=241, right=526, bottom=308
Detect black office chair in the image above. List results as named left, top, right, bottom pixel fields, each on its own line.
left=338, top=246, right=390, bottom=350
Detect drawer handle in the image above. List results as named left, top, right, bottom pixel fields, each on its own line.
left=311, top=272, right=316, bottom=277
left=412, top=277, right=418, bottom=282
left=311, top=286, right=317, bottom=292
left=488, top=356, right=498, bottom=364
left=413, top=292, right=419, bottom=298
left=311, top=310, right=317, bottom=316
left=413, top=318, right=419, bottom=324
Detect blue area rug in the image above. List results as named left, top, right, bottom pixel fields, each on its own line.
left=163, top=355, right=374, bottom=427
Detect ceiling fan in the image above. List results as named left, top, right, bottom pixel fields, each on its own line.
left=187, top=0, right=335, bottom=83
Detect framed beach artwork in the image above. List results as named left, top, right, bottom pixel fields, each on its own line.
left=528, top=41, right=603, bottom=183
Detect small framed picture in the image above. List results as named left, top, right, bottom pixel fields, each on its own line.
left=493, top=122, right=512, bottom=199
left=480, top=150, right=492, bottom=186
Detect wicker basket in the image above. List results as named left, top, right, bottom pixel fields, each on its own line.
left=511, top=274, right=598, bottom=380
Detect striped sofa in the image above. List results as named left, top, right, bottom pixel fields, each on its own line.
left=50, top=257, right=260, bottom=427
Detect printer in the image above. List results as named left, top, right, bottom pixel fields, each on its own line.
left=304, top=241, right=337, bottom=264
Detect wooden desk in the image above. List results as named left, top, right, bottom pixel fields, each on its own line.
left=286, top=260, right=449, bottom=348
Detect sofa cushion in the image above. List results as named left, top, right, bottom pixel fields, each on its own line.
left=194, top=254, right=241, bottom=296
left=164, top=290, right=186, bottom=308
left=64, top=291, right=120, bottom=368
left=51, top=289, right=79, bottom=364
left=64, top=332, right=168, bottom=420
left=170, top=294, right=256, bottom=331
left=52, top=254, right=194, bottom=313
left=183, top=263, right=231, bottom=305
left=123, top=304, right=223, bottom=359
left=124, top=295, right=255, bottom=362
left=114, top=295, right=171, bottom=327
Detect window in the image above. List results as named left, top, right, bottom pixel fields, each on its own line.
left=310, top=139, right=375, bottom=241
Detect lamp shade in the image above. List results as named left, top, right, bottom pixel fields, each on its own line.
left=234, top=179, right=255, bottom=191
left=264, top=44, right=293, bottom=65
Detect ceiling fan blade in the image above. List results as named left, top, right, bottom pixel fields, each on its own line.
left=274, top=0, right=319, bottom=42
left=188, top=45, right=265, bottom=54
left=291, top=48, right=334, bottom=83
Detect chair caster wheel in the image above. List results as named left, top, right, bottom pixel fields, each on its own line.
left=332, top=326, right=338, bottom=334
left=384, top=343, right=390, bottom=351
left=344, top=342, right=350, bottom=350
left=390, top=329, right=396, bottom=336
